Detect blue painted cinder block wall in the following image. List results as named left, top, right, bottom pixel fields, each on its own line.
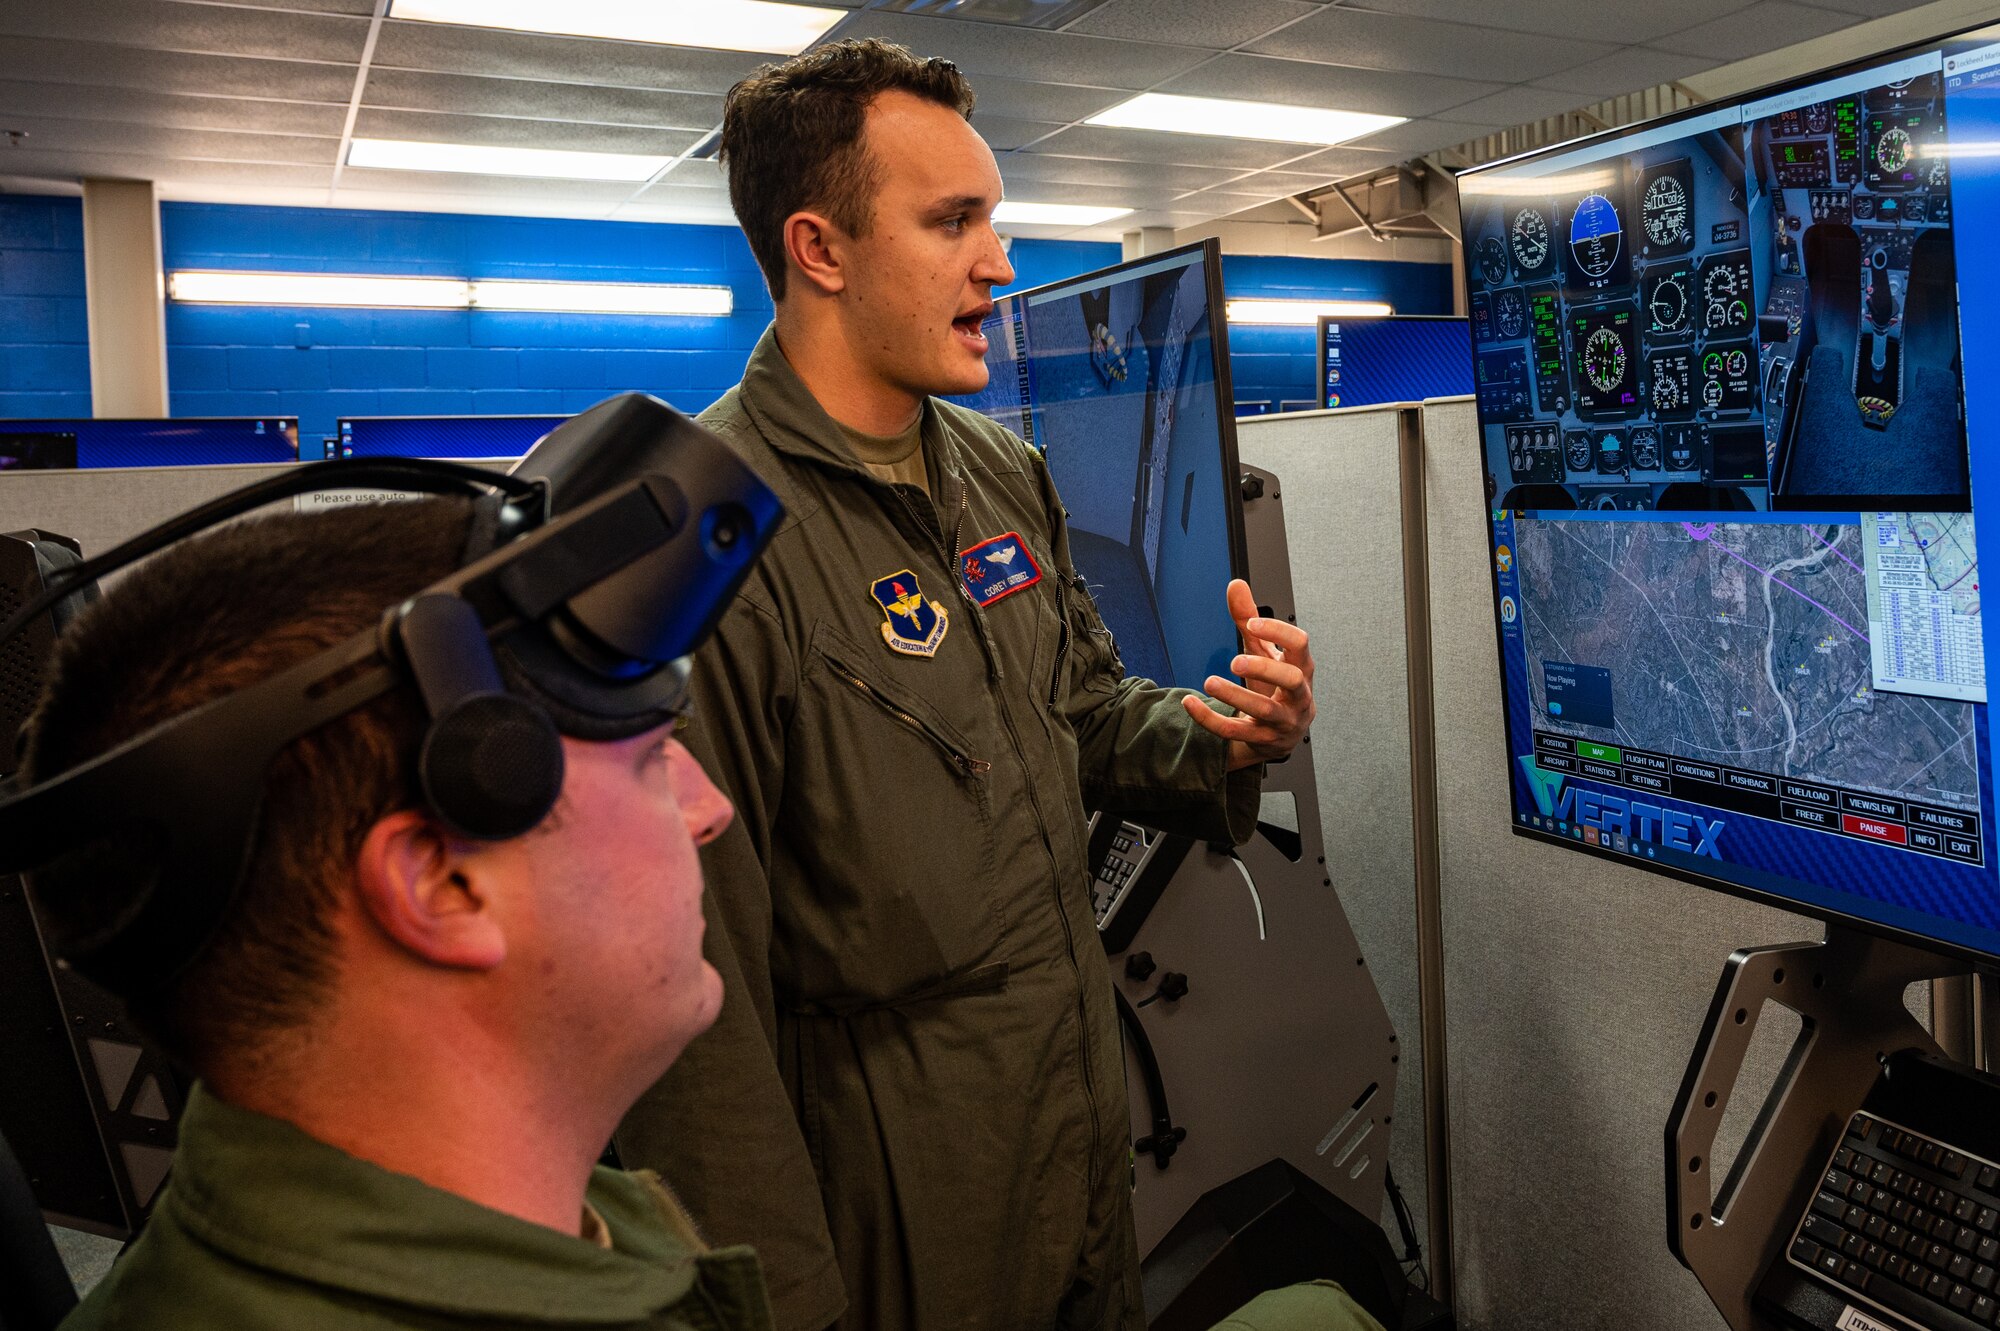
left=0, top=198, right=1453, bottom=442
left=0, top=195, right=91, bottom=419
left=1220, top=254, right=1456, bottom=411
left=162, top=202, right=775, bottom=446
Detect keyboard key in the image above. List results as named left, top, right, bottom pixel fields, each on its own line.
left=1893, top=1200, right=1916, bottom=1224
left=1804, top=1214, right=1845, bottom=1247
left=1850, top=1117, right=1875, bottom=1141
left=1977, top=1262, right=1997, bottom=1292
left=1952, top=1253, right=1974, bottom=1280
left=1907, top=1260, right=1932, bottom=1288
left=1852, top=1183, right=1876, bottom=1209
left=1836, top=1146, right=1857, bottom=1171
left=1821, top=1249, right=1848, bottom=1277
left=1979, top=1165, right=2000, bottom=1193
left=1826, top=1168, right=1857, bottom=1196
left=1932, top=1241, right=1956, bottom=1268
left=1870, top=1190, right=1895, bottom=1216
left=1909, top=1231, right=1934, bottom=1258
left=1959, top=1198, right=1981, bottom=1223
left=1922, top=1143, right=1944, bottom=1168
left=1954, top=1281, right=1978, bottom=1310
left=1981, top=1237, right=2000, bottom=1264
left=1981, top=1207, right=1999, bottom=1234
left=1977, top=1294, right=1997, bottom=1321
left=1887, top=1254, right=1909, bottom=1281
left=1947, top=1152, right=1972, bottom=1179
left=1965, top=1224, right=1986, bottom=1252
left=1864, top=1241, right=1887, bottom=1269
left=1938, top=1215, right=1963, bottom=1240
left=1883, top=1164, right=1906, bottom=1188
left=1931, top=1271, right=1954, bottom=1298
left=1866, top=1215, right=1889, bottom=1239
left=1843, top=1232, right=1866, bottom=1258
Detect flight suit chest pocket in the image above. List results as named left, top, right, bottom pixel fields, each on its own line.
left=1050, top=569, right=1124, bottom=702
left=790, top=620, right=1006, bottom=996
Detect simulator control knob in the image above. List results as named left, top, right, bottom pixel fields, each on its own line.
left=1125, top=951, right=1157, bottom=982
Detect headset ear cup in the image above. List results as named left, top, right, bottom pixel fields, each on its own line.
left=418, top=694, right=565, bottom=840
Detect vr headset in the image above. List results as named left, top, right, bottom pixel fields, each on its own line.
left=0, top=394, right=781, bottom=1002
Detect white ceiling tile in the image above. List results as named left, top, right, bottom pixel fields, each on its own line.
left=335, top=167, right=641, bottom=202
left=1342, top=116, right=1505, bottom=154
left=966, top=76, right=1129, bottom=123
left=1246, top=7, right=1618, bottom=83
left=1530, top=46, right=1721, bottom=96
left=0, top=37, right=357, bottom=102
left=1, top=0, right=371, bottom=64
left=1159, top=53, right=1506, bottom=119
left=370, top=21, right=764, bottom=93
left=1803, top=0, right=1942, bottom=13
left=654, top=159, right=727, bottom=191
left=350, top=108, right=704, bottom=156
left=999, top=177, right=1183, bottom=208
left=973, top=116, right=1067, bottom=151
left=1022, top=124, right=1324, bottom=171
left=0, top=147, right=333, bottom=186
left=829, top=11, right=1213, bottom=89
left=362, top=69, right=724, bottom=131
left=198, top=0, right=378, bottom=13
left=1651, top=1, right=1861, bottom=59
left=0, top=116, right=337, bottom=164
left=996, top=152, right=1245, bottom=191
left=1258, top=143, right=1407, bottom=181
left=0, top=81, right=348, bottom=137
left=1067, top=0, right=1320, bottom=49
left=1346, top=0, right=1758, bottom=45
left=1430, top=83, right=1595, bottom=125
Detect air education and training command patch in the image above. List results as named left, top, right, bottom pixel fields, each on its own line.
left=959, top=531, right=1043, bottom=608
left=871, top=569, right=949, bottom=658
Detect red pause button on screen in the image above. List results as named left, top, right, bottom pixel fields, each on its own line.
left=1843, top=815, right=1908, bottom=845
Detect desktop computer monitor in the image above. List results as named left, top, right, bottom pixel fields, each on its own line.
left=0, top=418, right=297, bottom=468
left=1319, top=316, right=1474, bottom=409
left=956, top=238, right=1246, bottom=693
left=335, top=415, right=565, bottom=460
left=1460, top=26, right=2000, bottom=962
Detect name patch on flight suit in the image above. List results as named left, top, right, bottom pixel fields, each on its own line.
left=958, top=531, right=1043, bottom=607
left=871, top=569, right=949, bottom=657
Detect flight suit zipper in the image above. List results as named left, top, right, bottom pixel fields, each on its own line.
left=901, top=460, right=1105, bottom=1194
left=831, top=667, right=992, bottom=778
left=1049, top=572, right=1071, bottom=706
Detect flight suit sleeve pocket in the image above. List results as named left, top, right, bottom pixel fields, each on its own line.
left=1055, top=569, right=1125, bottom=700
left=786, top=621, right=1007, bottom=1000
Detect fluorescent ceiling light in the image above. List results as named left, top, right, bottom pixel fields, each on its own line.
left=346, top=138, right=672, bottom=182
left=169, top=271, right=733, bottom=317
left=386, top=0, right=846, bottom=55
left=1226, top=299, right=1394, bottom=326
left=1087, top=93, right=1405, bottom=146
left=472, top=280, right=732, bottom=316
left=992, top=201, right=1133, bottom=227
left=167, top=271, right=471, bottom=308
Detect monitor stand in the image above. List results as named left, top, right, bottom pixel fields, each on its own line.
left=1666, top=925, right=1970, bottom=1328
left=1093, top=465, right=1430, bottom=1325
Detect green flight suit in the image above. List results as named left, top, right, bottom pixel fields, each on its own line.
left=62, top=1084, right=773, bottom=1331
left=617, top=328, right=1260, bottom=1331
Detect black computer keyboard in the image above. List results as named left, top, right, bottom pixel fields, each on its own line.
left=1789, top=1110, right=2000, bottom=1328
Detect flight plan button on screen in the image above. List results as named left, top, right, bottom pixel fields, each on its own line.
left=1543, top=660, right=1616, bottom=728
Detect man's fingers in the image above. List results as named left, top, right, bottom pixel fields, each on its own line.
left=1203, top=677, right=1285, bottom=720
left=1230, top=655, right=1306, bottom=694
left=1243, top=616, right=1310, bottom=656
left=1182, top=693, right=1242, bottom=739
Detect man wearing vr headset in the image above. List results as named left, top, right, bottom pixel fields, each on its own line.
left=617, top=38, right=1322, bottom=1331
left=15, top=484, right=779, bottom=1328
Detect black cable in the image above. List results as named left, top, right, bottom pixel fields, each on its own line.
left=0, top=458, right=543, bottom=646
left=1114, top=985, right=1186, bottom=1169
left=1383, top=1163, right=1428, bottom=1290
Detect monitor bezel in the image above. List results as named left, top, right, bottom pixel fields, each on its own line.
left=996, top=234, right=1250, bottom=586
left=1457, top=19, right=2000, bottom=965
left=1315, top=313, right=1475, bottom=411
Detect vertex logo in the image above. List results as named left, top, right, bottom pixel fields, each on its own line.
left=1517, top=756, right=1726, bottom=859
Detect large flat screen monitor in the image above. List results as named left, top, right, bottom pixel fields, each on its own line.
left=1461, top=28, right=2000, bottom=961
left=0, top=418, right=296, bottom=469
left=955, top=239, right=1246, bottom=693
left=337, top=415, right=564, bottom=460
left=1319, top=315, right=1474, bottom=409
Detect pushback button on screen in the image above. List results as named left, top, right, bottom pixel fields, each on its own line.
left=1725, top=769, right=1780, bottom=796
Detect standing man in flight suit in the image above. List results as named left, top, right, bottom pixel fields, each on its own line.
left=615, top=38, right=1318, bottom=1331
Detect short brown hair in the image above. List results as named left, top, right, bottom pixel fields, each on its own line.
left=721, top=38, right=975, bottom=300
left=23, top=499, right=474, bottom=1071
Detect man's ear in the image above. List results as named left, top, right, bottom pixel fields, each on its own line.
left=782, top=209, right=848, bottom=298
left=353, top=810, right=507, bottom=971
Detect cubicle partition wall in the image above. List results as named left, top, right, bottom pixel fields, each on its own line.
left=1419, top=396, right=1827, bottom=1329
left=1234, top=406, right=1430, bottom=1257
